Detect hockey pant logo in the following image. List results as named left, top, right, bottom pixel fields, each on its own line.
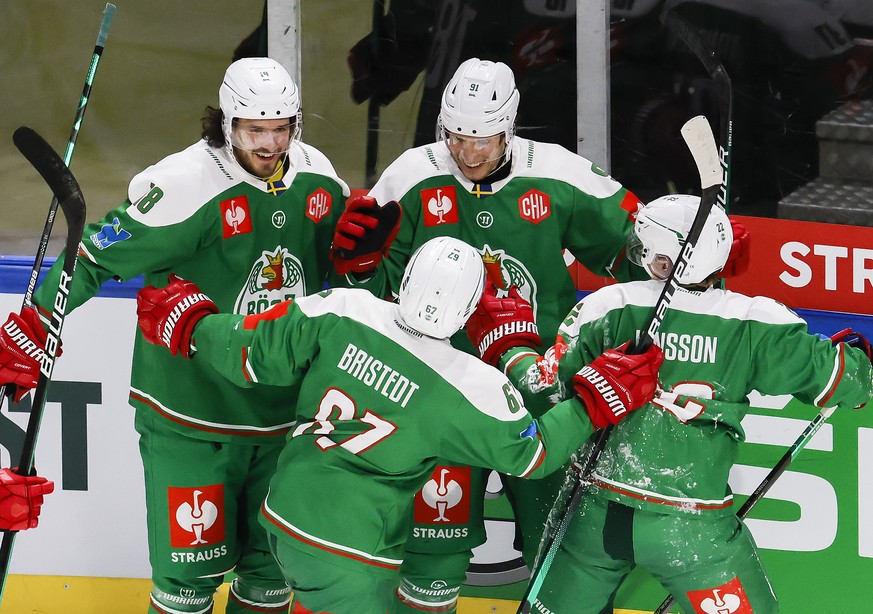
left=686, top=576, right=753, bottom=614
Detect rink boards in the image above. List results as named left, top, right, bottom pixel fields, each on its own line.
left=0, top=214, right=871, bottom=612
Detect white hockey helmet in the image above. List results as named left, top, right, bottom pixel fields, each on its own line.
left=219, top=57, right=302, bottom=154
left=627, top=194, right=732, bottom=285
left=398, top=237, right=485, bottom=339
left=438, top=58, right=519, bottom=147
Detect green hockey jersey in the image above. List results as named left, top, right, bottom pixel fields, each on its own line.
left=501, top=280, right=873, bottom=516
left=368, top=136, right=643, bottom=382
left=33, top=139, right=374, bottom=443
left=191, top=288, right=596, bottom=575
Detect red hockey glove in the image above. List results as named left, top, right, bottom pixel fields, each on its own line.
left=465, top=283, right=541, bottom=367
left=136, top=274, right=218, bottom=358
left=573, top=342, right=664, bottom=429
left=719, top=218, right=750, bottom=278
left=330, top=196, right=402, bottom=275
left=0, top=307, right=54, bottom=403
left=0, top=468, right=54, bottom=531
left=830, top=328, right=872, bottom=363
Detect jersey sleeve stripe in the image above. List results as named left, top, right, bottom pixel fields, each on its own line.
left=519, top=435, right=546, bottom=478
left=815, top=344, right=845, bottom=407
left=242, top=347, right=258, bottom=383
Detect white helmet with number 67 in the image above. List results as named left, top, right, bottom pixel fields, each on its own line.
left=398, top=237, right=485, bottom=339
left=627, top=194, right=732, bottom=285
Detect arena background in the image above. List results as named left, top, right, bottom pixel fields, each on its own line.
left=2, top=1, right=872, bottom=612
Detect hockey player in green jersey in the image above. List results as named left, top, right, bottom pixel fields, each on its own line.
left=336, top=56, right=735, bottom=613
left=0, top=57, right=394, bottom=614
left=131, top=236, right=665, bottom=613
left=468, top=194, right=873, bottom=613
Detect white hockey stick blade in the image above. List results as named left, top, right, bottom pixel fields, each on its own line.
left=681, top=115, right=721, bottom=190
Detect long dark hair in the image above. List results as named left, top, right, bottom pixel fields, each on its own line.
left=201, top=106, right=225, bottom=147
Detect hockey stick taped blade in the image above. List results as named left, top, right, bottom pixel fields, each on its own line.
left=681, top=116, right=721, bottom=190
left=13, top=127, right=84, bottom=206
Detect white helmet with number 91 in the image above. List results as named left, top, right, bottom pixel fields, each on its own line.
left=219, top=57, right=302, bottom=157
left=398, top=237, right=485, bottom=339
left=438, top=58, right=519, bottom=151
left=627, top=194, right=732, bottom=285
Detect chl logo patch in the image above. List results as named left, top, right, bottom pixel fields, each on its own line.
left=221, top=196, right=253, bottom=238
left=421, top=186, right=459, bottom=226
left=686, top=576, right=753, bottom=614
left=168, top=484, right=224, bottom=548
left=306, top=188, right=332, bottom=223
left=414, top=465, right=470, bottom=524
left=518, top=189, right=550, bottom=224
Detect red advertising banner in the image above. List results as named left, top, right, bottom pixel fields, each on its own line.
left=573, top=216, right=873, bottom=315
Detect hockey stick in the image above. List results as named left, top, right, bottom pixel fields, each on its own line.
left=0, top=128, right=87, bottom=600
left=517, top=115, right=723, bottom=613
left=662, top=9, right=732, bottom=213
left=653, top=405, right=836, bottom=614
left=364, top=0, right=386, bottom=188
left=0, top=3, right=115, bottom=407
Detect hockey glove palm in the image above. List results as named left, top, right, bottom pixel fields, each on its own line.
left=465, top=283, right=541, bottom=367
left=573, top=342, right=664, bottom=429
left=136, top=274, right=218, bottom=358
left=0, top=468, right=54, bottom=531
left=330, top=196, right=402, bottom=275
left=0, top=307, right=53, bottom=403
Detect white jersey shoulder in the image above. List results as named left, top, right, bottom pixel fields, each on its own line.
left=510, top=137, right=624, bottom=199
left=126, top=140, right=248, bottom=227
left=291, top=141, right=350, bottom=196
left=561, top=280, right=805, bottom=340
left=127, top=141, right=348, bottom=228
left=368, top=142, right=457, bottom=203
left=296, top=289, right=530, bottom=423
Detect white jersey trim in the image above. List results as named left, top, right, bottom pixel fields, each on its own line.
left=130, top=386, right=296, bottom=432
left=262, top=496, right=404, bottom=567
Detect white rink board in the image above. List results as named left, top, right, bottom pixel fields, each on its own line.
left=0, top=293, right=150, bottom=578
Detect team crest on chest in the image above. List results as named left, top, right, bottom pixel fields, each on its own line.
left=306, top=188, right=332, bottom=223
left=234, top=246, right=306, bottom=315
left=421, top=186, right=459, bottom=226
left=480, top=244, right=539, bottom=318
left=518, top=189, right=551, bottom=224
left=221, top=196, right=253, bottom=238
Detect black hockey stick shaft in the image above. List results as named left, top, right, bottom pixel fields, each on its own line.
left=0, top=3, right=114, bottom=407
left=517, top=116, right=723, bottom=613
left=662, top=9, right=732, bottom=212
left=653, top=406, right=835, bottom=614
left=364, top=0, right=386, bottom=188
left=0, top=128, right=88, bottom=600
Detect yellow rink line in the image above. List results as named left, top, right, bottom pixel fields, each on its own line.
left=1, top=575, right=651, bottom=613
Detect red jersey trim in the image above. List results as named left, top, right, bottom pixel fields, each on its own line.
left=129, top=390, right=291, bottom=437
left=592, top=477, right=734, bottom=510
left=818, top=344, right=845, bottom=408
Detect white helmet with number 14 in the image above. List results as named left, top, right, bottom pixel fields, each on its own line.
left=219, top=57, right=302, bottom=156
left=399, top=237, right=485, bottom=339
left=627, top=194, right=732, bottom=285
